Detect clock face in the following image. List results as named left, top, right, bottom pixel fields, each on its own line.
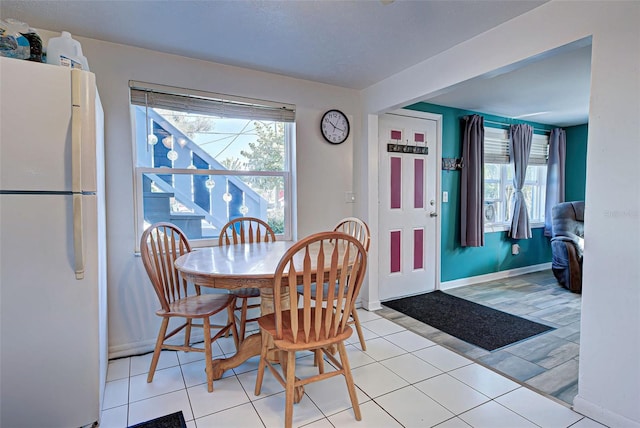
left=321, top=110, right=350, bottom=144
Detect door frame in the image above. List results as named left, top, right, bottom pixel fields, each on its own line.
left=363, top=108, right=442, bottom=310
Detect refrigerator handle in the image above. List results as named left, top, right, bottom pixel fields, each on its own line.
left=71, top=70, right=85, bottom=280
left=71, top=70, right=82, bottom=194
left=73, top=194, right=85, bottom=280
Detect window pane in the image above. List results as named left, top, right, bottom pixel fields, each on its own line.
left=504, top=184, right=514, bottom=221
left=483, top=132, right=548, bottom=230
left=523, top=185, right=534, bottom=219
left=142, top=172, right=285, bottom=240
left=484, top=164, right=501, bottom=180
left=133, top=99, right=292, bottom=245
left=485, top=182, right=500, bottom=200
left=525, top=166, right=536, bottom=181
left=148, top=109, right=286, bottom=172
left=494, top=201, right=504, bottom=223
left=506, top=166, right=514, bottom=181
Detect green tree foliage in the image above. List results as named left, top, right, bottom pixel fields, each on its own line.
left=220, top=157, right=246, bottom=170
left=241, top=122, right=284, bottom=172
left=240, top=122, right=285, bottom=208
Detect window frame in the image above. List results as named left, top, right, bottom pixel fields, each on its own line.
left=130, top=82, right=295, bottom=251
left=483, top=127, right=548, bottom=233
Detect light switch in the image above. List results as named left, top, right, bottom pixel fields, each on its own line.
left=442, top=191, right=448, bottom=203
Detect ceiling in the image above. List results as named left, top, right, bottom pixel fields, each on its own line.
left=1, top=0, right=590, bottom=126
left=425, top=41, right=592, bottom=127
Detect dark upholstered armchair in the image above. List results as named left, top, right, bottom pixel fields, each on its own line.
left=551, top=201, right=585, bottom=293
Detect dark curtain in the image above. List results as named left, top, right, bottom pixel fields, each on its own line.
left=544, top=128, right=566, bottom=237
left=460, top=115, right=484, bottom=247
left=509, top=124, right=533, bottom=239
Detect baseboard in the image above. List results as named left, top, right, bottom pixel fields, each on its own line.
left=108, top=331, right=207, bottom=359
left=439, top=262, right=552, bottom=291
left=359, top=298, right=383, bottom=311
left=573, top=395, right=640, bottom=428
left=351, top=295, right=382, bottom=312
left=109, top=340, right=157, bottom=359
left=365, top=301, right=383, bottom=311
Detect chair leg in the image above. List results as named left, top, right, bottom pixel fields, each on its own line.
left=315, top=349, right=325, bottom=374
left=225, top=297, right=237, bottom=338
left=239, top=297, right=249, bottom=344
left=148, top=317, right=169, bottom=383
left=227, top=303, right=240, bottom=351
left=203, top=317, right=214, bottom=392
left=284, top=350, right=297, bottom=428
left=254, top=330, right=269, bottom=396
left=184, top=317, right=193, bottom=347
left=350, top=305, right=367, bottom=351
left=337, top=341, right=361, bottom=421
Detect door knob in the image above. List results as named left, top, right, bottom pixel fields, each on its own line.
left=429, top=212, right=438, bottom=217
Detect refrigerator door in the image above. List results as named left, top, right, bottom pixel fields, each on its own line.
left=0, top=57, right=97, bottom=193
left=0, top=193, right=101, bottom=428
left=70, top=69, right=99, bottom=279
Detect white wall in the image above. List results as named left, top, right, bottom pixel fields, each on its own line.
left=360, top=1, right=640, bottom=426
left=36, top=30, right=361, bottom=357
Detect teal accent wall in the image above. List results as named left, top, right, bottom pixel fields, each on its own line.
left=405, top=102, right=559, bottom=282
left=565, top=124, right=588, bottom=202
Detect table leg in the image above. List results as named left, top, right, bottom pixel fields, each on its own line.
left=210, top=287, right=304, bottom=402
left=211, top=288, right=287, bottom=378
left=210, top=332, right=261, bottom=380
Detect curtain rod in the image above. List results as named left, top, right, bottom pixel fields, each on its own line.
left=482, top=119, right=552, bottom=134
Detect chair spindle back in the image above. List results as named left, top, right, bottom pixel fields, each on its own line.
left=273, top=231, right=367, bottom=344
left=140, top=222, right=193, bottom=311
left=333, top=217, right=371, bottom=252
left=219, top=217, right=276, bottom=246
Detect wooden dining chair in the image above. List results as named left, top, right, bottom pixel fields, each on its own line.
left=254, top=231, right=368, bottom=428
left=218, top=217, right=276, bottom=344
left=140, top=222, right=238, bottom=392
left=297, top=217, right=371, bottom=351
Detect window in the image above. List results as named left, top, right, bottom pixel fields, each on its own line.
left=483, top=127, right=548, bottom=232
left=130, top=81, right=295, bottom=248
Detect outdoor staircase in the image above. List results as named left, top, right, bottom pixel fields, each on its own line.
left=138, top=106, right=269, bottom=240
left=143, top=192, right=205, bottom=239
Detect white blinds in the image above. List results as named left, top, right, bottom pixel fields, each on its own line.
left=483, top=126, right=549, bottom=165
left=484, top=127, right=510, bottom=164
left=529, top=134, right=550, bottom=165
left=129, top=81, right=296, bottom=122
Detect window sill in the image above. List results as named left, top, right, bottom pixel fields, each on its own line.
left=485, top=222, right=544, bottom=233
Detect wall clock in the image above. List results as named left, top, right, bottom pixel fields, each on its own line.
left=320, top=109, right=350, bottom=144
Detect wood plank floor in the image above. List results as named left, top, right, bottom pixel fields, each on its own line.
left=377, top=270, right=581, bottom=405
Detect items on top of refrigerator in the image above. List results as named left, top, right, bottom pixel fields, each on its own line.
left=5, top=19, right=43, bottom=62
left=46, top=31, right=89, bottom=71
left=0, top=19, right=31, bottom=60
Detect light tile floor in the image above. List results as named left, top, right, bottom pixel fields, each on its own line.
left=101, top=307, right=603, bottom=428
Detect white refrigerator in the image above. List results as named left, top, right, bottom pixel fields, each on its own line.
left=0, top=57, right=107, bottom=428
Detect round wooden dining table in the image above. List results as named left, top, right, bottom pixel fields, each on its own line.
left=176, top=241, right=296, bottom=291
left=175, top=240, right=305, bottom=399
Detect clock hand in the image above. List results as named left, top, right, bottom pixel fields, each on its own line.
left=327, top=120, right=344, bottom=132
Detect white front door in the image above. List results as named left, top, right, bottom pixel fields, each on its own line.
left=378, top=111, right=440, bottom=301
